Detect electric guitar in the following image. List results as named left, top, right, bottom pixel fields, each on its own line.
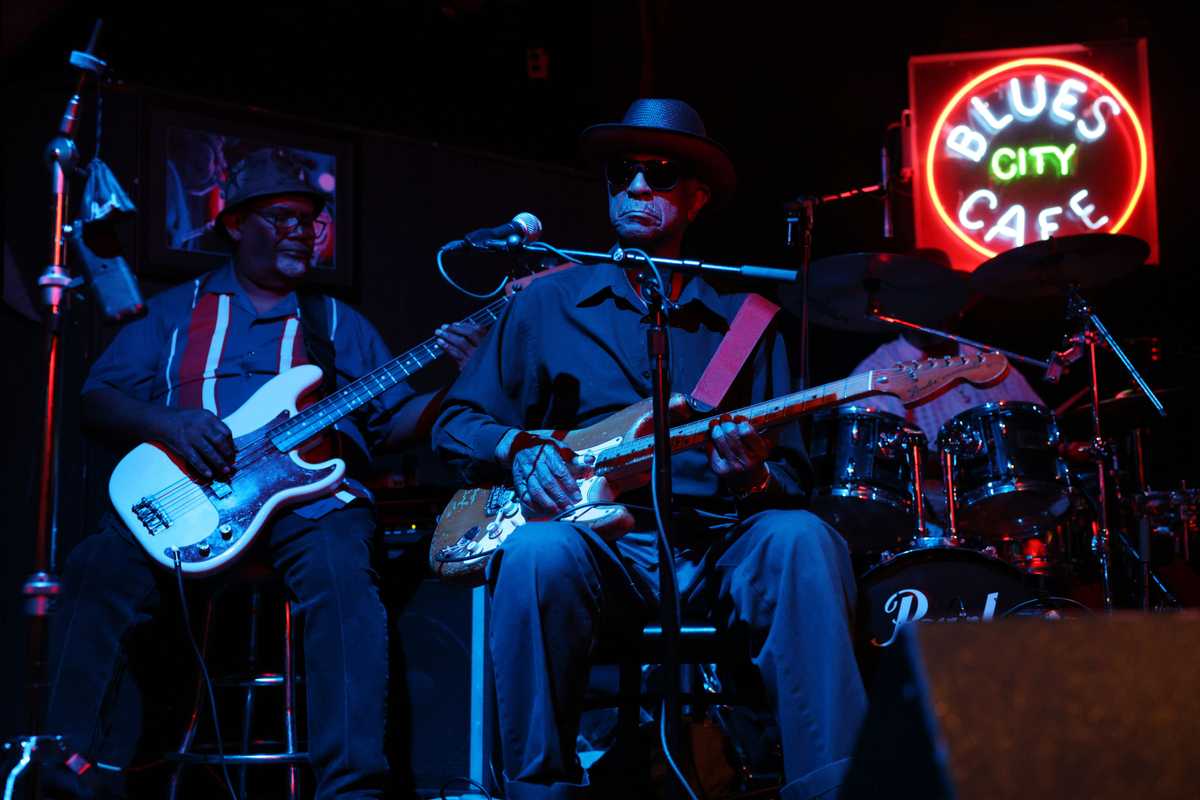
left=110, top=295, right=513, bottom=575
left=429, top=352, right=1009, bottom=585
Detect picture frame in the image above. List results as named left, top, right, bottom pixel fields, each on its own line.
left=140, top=100, right=355, bottom=287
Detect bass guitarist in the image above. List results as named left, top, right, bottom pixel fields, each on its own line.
left=44, top=148, right=483, bottom=799
left=431, top=99, right=868, bottom=800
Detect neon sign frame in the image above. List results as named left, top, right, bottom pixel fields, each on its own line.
left=909, top=41, right=1158, bottom=270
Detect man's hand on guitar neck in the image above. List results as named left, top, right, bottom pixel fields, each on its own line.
left=709, top=417, right=773, bottom=497
left=496, top=430, right=590, bottom=517
left=434, top=321, right=487, bottom=370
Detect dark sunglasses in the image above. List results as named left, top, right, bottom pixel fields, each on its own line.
left=605, top=159, right=687, bottom=193
left=253, top=209, right=329, bottom=238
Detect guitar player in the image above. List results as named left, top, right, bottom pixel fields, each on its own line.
left=43, top=148, right=484, bottom=799
left=431, top=99, right=868, bottom=800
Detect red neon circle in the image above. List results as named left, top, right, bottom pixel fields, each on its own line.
left=926, top=57, right=1149, bottom=260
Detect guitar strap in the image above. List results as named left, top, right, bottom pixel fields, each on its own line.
left=506, top=264, right=780, bottom=410
left=297, top=290, right=337, bottom=398
left=690, top=293, right=780, bottom=411
left=504, top=261, right=577, bottom=294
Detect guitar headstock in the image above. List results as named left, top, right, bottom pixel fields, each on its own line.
left=870, top=352, right=1009, bottom=405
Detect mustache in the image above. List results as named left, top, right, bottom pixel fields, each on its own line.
left=617, top=205, right=662, bottom=222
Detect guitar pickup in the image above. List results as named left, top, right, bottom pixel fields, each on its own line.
left=132, top=497, right=172, bottom=534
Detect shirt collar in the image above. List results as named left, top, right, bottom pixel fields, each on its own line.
left=573, top=259, right=729, bottom=325
left=202, top=261, right=299, bottom=319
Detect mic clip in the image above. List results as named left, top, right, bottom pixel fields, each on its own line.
left=1043, top=343, right=1083, bottom=384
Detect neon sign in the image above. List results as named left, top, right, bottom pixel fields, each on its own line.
left=909, top=42, right=1158, bottom=269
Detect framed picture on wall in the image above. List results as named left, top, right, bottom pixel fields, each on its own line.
left=141, top=100, right=355, bottom=287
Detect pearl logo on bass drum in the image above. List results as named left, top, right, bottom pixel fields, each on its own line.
left=859, top=548, right=1034, bottom=648
left=874, top=587, right=1001, bottom=647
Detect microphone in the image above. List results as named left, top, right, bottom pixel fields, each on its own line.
left=446, top=212, right=543, bottom=253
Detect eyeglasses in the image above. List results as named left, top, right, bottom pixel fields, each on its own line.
left=253, top=210, right=329, bottom=238
left=605, top=159, right=686, bottom=193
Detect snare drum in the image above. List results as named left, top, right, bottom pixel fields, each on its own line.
left=858, top=547, right=1034, bottom=647
left=937, top=402, right=1070, bottom=539
left=809, top=407, right=925, bottom=548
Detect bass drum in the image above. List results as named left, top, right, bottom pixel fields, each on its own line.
left=858, top=547, right=1035, bottom=648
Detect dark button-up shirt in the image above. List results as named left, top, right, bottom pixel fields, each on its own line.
left=86, top=262, right=416, bottom=515
left=432, top=262, right=811, bottom=516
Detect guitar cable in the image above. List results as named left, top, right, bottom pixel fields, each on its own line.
left=172, top=550, right=240, bottom=800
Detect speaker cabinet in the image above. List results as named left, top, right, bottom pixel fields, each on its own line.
left=846, top=614, right=1200, bottom=800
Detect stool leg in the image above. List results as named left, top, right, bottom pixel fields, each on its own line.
left=284, top=599, right=299, bottom=800
left=239, top=587, right=261, bottom=798
left=169, top=597, right=215, bottom=800
left=618, top=657, right=641, bottom=747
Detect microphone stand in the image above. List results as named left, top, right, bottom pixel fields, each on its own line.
left=783, top=180, right=888, bottom=390
left=3, top=20, right=106, bottom=799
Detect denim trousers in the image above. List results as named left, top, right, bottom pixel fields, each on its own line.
left=487, top=509, right=867, bottom=800
left=43, top=504, right=390, bottom=799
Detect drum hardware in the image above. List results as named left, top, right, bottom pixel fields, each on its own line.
left=966, top=234, right=1163, bottom=611
left=1060, top=285, right=1166, bottom=611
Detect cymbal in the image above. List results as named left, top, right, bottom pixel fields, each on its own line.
left=970, top=234, right=1149, bottom=300
left=1062, top=386, right=1180, bottom=431
left=779, top=252, right=969, bottom=333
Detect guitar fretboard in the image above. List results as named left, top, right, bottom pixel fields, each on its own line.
left=269, top=295, right=511, bottom=451
left=594, top=372, right=875, bottom=475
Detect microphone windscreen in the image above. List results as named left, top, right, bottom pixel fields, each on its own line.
left=512, top=212, right=543, bottom=243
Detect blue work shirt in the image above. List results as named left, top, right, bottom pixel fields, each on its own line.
left=85, top=262, right=417, bottom=516
left=432, top=261, right=811, bottom=519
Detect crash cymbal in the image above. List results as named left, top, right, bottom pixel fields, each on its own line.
left=780, top=252, right=969, bottom=333
left=970, top=234, right=1149, bottom=300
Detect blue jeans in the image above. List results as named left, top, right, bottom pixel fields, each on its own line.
left=487, top=509, right=867, bottom=800
left=43, top=505, right=390, bottom=799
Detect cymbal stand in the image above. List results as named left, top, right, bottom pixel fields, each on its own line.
left=866, top=308, right=1050, bottom=371
left=1064, top=285, right=1167, bottom=611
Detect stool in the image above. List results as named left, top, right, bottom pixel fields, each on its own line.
left=166, top=581, right=307, bottom=799
left=589, top=622, right=742, bottom=744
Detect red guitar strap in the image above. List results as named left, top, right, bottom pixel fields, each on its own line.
left=690, top=293, right=780, bottom=410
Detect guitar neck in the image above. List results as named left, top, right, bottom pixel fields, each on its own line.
left=270, top=296, right=510, bottom=451
left=595, top=371, right=877, bottom=475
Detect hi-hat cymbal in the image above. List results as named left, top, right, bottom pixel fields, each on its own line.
left=970, top=234, right=1149, bottom=300
left=779, top=252, right=969, bottom=333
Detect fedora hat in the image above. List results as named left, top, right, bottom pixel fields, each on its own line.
left=580, top=98, right=736, bottom=203
left=217, top=147, right=327, bottom=224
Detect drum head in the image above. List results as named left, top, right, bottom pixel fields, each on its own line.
left=858, top=547, right=1034, bottom=648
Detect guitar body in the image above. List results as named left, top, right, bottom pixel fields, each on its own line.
left=430, top=395, right=695, bottom=585
left=110, top=364, right=345, bottom=574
